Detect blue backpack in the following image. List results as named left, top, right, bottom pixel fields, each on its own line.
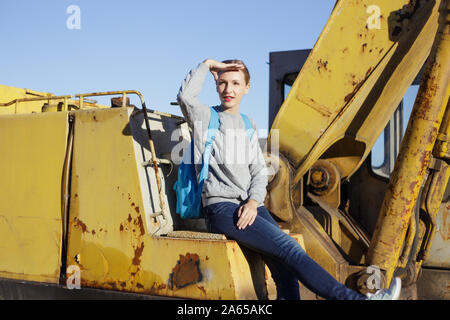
left=173, top=107, right=255, bottom=219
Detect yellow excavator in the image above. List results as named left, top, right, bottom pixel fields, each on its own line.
left=0, top=0, right=448, bottom=299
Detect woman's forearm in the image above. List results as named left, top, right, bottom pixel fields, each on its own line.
left=176, top=62, right=211, bottom=128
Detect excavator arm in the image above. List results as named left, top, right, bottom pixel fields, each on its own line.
left=265, top=0, right=449, bottom=297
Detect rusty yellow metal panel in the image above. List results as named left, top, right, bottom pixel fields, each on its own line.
left=133, top=234, right=305, bottom=300
left=0, top=112, right=69, bottom=283
left=66, top=106, right=307, bottom=298
left=66, top=107, right=152, bottom=291
left=146, top=237, right=255, bottom=299
left=269, top=0, right=441, bottom=183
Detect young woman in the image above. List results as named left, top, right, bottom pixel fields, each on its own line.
left=177, top=58, right=401, bottom=300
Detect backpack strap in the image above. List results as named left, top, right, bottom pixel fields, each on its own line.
left=197, top=107, right=220, bottom=184
left=240, top=113, right=255, bottom=141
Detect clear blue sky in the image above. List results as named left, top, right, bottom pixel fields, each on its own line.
left=0, top=0, right=337, bottom=134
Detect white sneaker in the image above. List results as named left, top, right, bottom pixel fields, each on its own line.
left=366, top=277, right=402, bottom=300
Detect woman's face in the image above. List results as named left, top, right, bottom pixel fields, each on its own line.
left=216, top=70, right=250, bottom=111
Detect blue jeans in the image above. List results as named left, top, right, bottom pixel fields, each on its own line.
left=204, top=201, right=365, bottom=300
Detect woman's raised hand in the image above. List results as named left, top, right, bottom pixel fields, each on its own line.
left=203, top=59, right=244, bottom=81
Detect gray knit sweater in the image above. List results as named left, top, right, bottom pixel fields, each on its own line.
left=177, top=62, right=268, bottom=207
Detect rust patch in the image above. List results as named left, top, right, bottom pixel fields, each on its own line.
left=132, top=242, right=145, bottom=266
left=150, top=282, right=167, bottom=292
left=409, top=181, right=418, bottom=192
left=73, top=217, right=88, bottom=233
left=169, top=253, right=202, bottom=289
left=157, top=283, right=167, bottom=290
left=120, top=224, right=124, bottom=231
left=136, top=282, right=144, bottom=289
left=317, top=59, right=329, bottom=73
left=411, top=76, right=439, bottom=121
left=127, top=214, right=132, bottom=223
left=197, top=285, right=207, bottom=295
left=344, top=67, right=373, bottom=103
left=345, top=80, right=364, bottom=102
left=419, top=151, right=431, bottom=173
left=442, top=205, right=449, bottom=241
left=134, top=206, right=140, bottom=214
left=362, top=43, right=368, bottom=52
left=427, top=127, right=437, bottom=143
left=134, top=215, right=145, bottom=236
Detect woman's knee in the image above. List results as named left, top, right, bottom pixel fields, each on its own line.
left=275, top=235, right=307, bottom=264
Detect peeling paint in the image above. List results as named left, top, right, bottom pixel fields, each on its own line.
left=73, top=217, right=88, bottom=233
left=317, top=59, right=329, bottom=73
left=132, top=242, right=145, bottom=266
left=135, top=215, right=145, bottom=236
left=169, top=253, right=202, bottom=290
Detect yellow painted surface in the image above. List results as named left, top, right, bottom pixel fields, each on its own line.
left=0, top=85, right=54, bottom=114
left=269, top=0, right=441, bottom=184
left=368, top=0, right=449, bottom=283
left=147, top=237, right=254, bottom=299
left=0, top=84, right=109, bottom=115
left=0, top=112, right=69, bottom=283
left=66, top=107, right=151, bottom=291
